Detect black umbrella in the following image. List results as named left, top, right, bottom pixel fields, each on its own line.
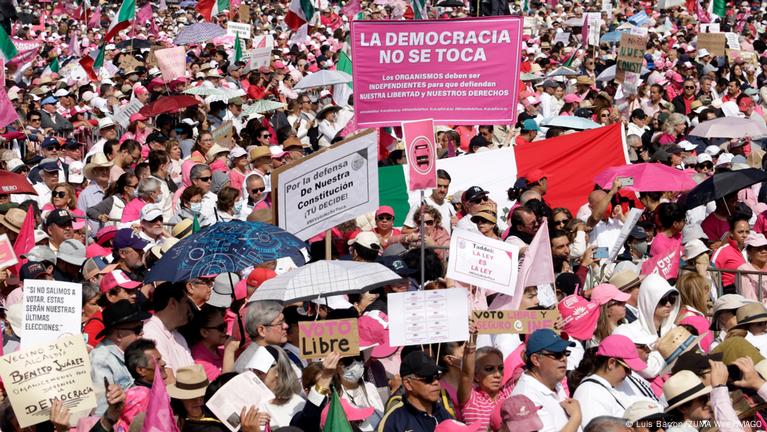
left=436, top=0, right=465, bottom=5
left=16, top=12, right=37, bottom=25
left=682, top=168, right=767, bottom=209
left=116, top=39, right=152, bottom=50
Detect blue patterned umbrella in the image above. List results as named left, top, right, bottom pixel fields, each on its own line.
left=174, top=23, right=227, bottom=46
left=145, top=221, right=308, bottom=283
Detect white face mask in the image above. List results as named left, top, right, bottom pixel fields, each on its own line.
left=190, top=202, right=202, bottom=213
left=342, top=360, right=365, bottom=382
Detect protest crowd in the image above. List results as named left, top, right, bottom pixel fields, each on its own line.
left=12, top=0, right=767, bottom=431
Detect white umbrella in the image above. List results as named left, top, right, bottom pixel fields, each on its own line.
left=541, top=116, right=601, bottom=130
left=248, top=260, right=403, bottom=303
left=203, top=88, right=246, bottom=104
left=688, top=117, right=767, bottom=139
left=596, top=64, right=650, bottom=82
left=294, top=70, right=353, bottom=90
left=545, top=66, right=579, bottom=78
left=242, top=100, right=287, bottom=119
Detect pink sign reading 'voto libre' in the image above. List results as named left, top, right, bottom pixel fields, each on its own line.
left=351, top=17, right=523, bottom=128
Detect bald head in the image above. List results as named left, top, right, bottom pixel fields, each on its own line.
left=588, top=190, right=607, bottom=208
left=520, top=190, right=542, bottom=204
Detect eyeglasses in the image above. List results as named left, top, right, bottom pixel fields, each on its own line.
left=539, top=350, right=570, bottom=361
left=192, top=279, right=214, bottom=286
left=600, top=113, right=610, bottom=118
left=469, top=196, right=489, bottom=204
left=659, top=292, right=679, bottom=306
left=204, top=323, right=227, bottom=332
left=684, top=86, right=696, bottom=89
left=264, top=320, right=285, bottom=328
left=554, top=218, right=570, bottom=226
left=422, top=219, right=435, bottom=226
left=126, top=183, right=139, bottom=189
left=251, top=187, right=265, bottom=194
left=481, top=364, right=504, bottom=375
left=377, top=215, right=393, bottom=221
left=52, top=191, right=67, bottom=198
left=198, top=176, right=212, bottom=182
left=260, top=134, right=272, bottom=139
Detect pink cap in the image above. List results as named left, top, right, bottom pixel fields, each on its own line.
left=358, top=311, right=397, bottom=359
left=375, top=205, right=394, bottom=218
left=435, top=420, right=484, bottom=432
left=86, top=243, right=112, bottom=259
left=234, top=279, right=248, bottom=301
left=596, top=334, right=647, bottom=371
left=590, top=283, right=631, bottom=305
left=563, top=93, right=582, bottom=104
left=320, top=397, right=373, bottom=427
left=129, top=112, right=148, bottom=123
left=557, top=295, right=600, bottom=341
left=490, top=394, right=543, bottom=432
left=99, top=269, right=141, bottom=293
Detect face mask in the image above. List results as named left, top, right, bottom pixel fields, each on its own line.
left=342, top=360, right=365, bottom=382
left=234, top=201, right=243, bottom=215
left=190, top=202, right=202, bottom=213
left=634, top=241, right=648, bottom=256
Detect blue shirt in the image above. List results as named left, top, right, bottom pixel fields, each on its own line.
left=77, top=182, right=106, bottom=236
left=378, top=395, right=453, bottom=432
left=90, top=339, right=134, bottom=415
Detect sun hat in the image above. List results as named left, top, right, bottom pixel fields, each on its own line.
left=358, top=310, right=397, bottom=359
left=208, top=273, right=241, bottom=309
left=608, top=269, right=641, bottom=292
left=682, top=224, right=707, bottom=245
left=58, top=239, right=87, bottom=266
left=670, top=350, right=723, bottom=375
left=590, top=283, right=631, bottom=305
left=624, top=400, right=668, bottom=425
left=166, top=365, right=209, bottom=399
left=663, top=370, right=711, bottom=412
left=22, top=245, right=57, bottom=265
left=734, top=302, right=767, bottom=328
left=557, top=295, right=600, bottom=341
left=97, top=299, right=151, bottom=338
left=205, top=143, right=230, bottom=163
left=656, top=326, right=700, bottom=374
left=0, top=208, right=26, bottom=234
left=682, top=239, right=709, bottom=261
left=84, top=152, right=114, bottom=179
left=470, top=205, right=497, bottom=224
left=711, top=335, right=765, bottom=365
left=711, top=294, right=751, bottom=330
left=172, top=219, right=195, bottom=239
left=745, top=232, right=767, bottom=248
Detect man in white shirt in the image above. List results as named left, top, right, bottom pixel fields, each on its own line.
left=222, top=97, right=245, bottom=134
left=402, top=169, right=455, bottom=234
left=587, top=179, right=626, bottom=249
left=626, top=109, right=649, bottom=138
left=33, top=161, right=60, bottom=207
left=539, top=80, right=560, bottom=119
left=511, top=329, right=582, bottom=432
left=455, top=186, right=494, bottom=233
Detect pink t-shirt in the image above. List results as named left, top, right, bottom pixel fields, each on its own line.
left=121, top=197, right=148, bottom=223
left=191, top=341, right=224, bottom=381
left=462, top=384, right=515, bottom=430
left=649, top=232, right=682, bottom=259
left=701, top=213, right=729, bottom=242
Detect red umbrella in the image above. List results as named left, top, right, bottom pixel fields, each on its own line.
left=138, top=95, right=200, bottom=117
left=0, top=171, right=38, bottom=195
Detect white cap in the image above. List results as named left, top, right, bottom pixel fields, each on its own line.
left=704, top=145, right=722, bottom=156
left=81, top=91, right=96, bottom=102
left=229, top=146, right=247, bottom=159
left=68, top=161, right=84, bottom=183
left=716, top=153, right=734, bottom=166
left=98, top=117, right=116, bottom=130
left=140, top=204, right=163, bottom=222
left=105, top=44, right=117, bottom=50
left=311, top=295, right=353, bottom=310
left=269, top=145, right=287, bottom=158
left=683, top=239, right=709, bottom=261
left=696, top=153, right=713, bottom=164
left=53, top=88, right=70, bottom=97
left=245, top=346, right=277, bottom=373
left=678, top=140, right=696, bottom=151
left=697, top=48, right=711, bottom=58
left=348, top=231, right=382, bottom=250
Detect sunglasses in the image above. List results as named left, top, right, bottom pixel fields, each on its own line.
left=470, top=196, right=489, bottom=204
left=260, top=134, right=272, bottom=139
left=251, top=187, right=265, bottom=194
left=422, top=219, right=435, bottom=226
left=205, top=323, right=227, bottom=332
left=377, top=215, right=393, bottom=221
left=411, top=373, right=441, bottom=384
left=29, top=118, right=41, bottom=122
left=554, top=218, right=570, bottom=226
left=52, top=191, right=67, bottom=198
left=198, top=176, right=212, bottom=182
left=659, top=292, right=679, bottom=305
left=481, top=364, right=504, bottom=375
left=539, top=350, right=570, bottom=361
left=684, top=86, right=696, bottom=89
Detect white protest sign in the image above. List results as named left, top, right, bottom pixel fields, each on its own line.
left=388, top=288, right=469, bottom=346
left=227, top=22, right=252, bottom=39
left=553, top=31, right=571, bottom=45
left=700, top=23, right=720, bottom=33
left=111, top=99, right=144, bottom=129
left=658, top=0, right=684, bottom=8
left=523, top=16, right=537, bottom=36
left=446, top=228, right=520, bottom=296
left=252, top=34, right=274, bottom=49
left=608, top=208, right=644, bottom=261
left=0, top=233, right=18, bottom=269
left=601, top=0, right=613, bottom=16
left=205, top=371, right=274, bottom=432
left=586, top=12, right=602, bottom=46
left=725, top=32, right=741, bottom=50
left=21, top=280, right=82, bottom=349
left=0, top=334, right=96, bottom=428
left=246, top=47, right=271, bottom=71
left=273, top=129, right=378, bottom=241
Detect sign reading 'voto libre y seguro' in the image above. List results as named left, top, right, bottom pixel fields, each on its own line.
left=273, top=129, right=379, bottom=241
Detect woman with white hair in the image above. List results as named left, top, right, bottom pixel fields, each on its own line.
left=246, top=345, right=305, bottom=429
left=120, top=176, right=162, bottom=223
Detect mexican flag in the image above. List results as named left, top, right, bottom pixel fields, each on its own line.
left=285, top=0, right=315, bottom=30
left=50, top=57, right=60, bottom=73
left=234, top=34, right=242, bottom=63
left=0, top=25, right=18, bottom=62
left=196, top=0, right=230, bottom=22
left=712, top=0, right=725, bottom=17
left=104, top=0, right=136, bottom=42
left=79, top=44, right=105, bottom=81
left=322, top=391, right=352, bottom=432
left=412, top=0, right=427, bottom=19
left=562, top=46, right=579, bottom=67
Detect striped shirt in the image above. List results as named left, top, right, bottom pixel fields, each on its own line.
left=461, top=384, right=514, bottom=430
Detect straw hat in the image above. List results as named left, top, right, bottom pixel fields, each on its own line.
left=663, top=370, right=711, bottom=412
left=166, top=364, right=209, bottom=399
left=470, top=204, right=497, bottom=224
left=84, top=152, right=114, bottom=179
left=172, top=219, right=195, bottom=239
left=0, top=208, right=27, bottom=234
left=608, top=269, right=641, bottom=292
left=734, top=302, right=767, bottom=329
left=205, top=143, right=230, bottom=163
left=655, top=326, right=700, bottom=374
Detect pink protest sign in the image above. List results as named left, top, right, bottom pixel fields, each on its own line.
left=156, top=46, right=187, bottom=83
left=351, top=17, right=523, bottom=128
left=641, top=247, right=681, bottom=280
left=402, top=119, right=437, bottom=191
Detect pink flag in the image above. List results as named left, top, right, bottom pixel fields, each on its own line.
left=342, top=0, right=361, bottom=18
left=69, top=31, right=81, bottom=57
left=137, top=2, right=153, bottom=25
left=402, top=119, right=437, bottom=191
left=641, top=248, right=681, bottom=280
left=156, top=46, right=186, bottom=83
left=158, top=0, right=168, bottom=11
left=11, top=205, right=36, bottom=274
left=581, top=17, right=589, bottom=44
left=490, top=219, right=555, bottom=310
left=141, top=363, right=179, bottom=432
left=88, top=7, right=102, bottom=28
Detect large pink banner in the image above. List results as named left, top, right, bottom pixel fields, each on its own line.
left=351, top=17, right=523, bottom=128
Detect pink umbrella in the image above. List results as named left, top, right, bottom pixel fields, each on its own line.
left=594, top=163, right=697, bottom=192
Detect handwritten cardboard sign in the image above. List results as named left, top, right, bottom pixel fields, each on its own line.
left=298, top=318, right=359, bottom=359
left=727, top=49, right=758, bottom=65
left=227, top=22, right=252, bottom=40
left=213, top=120, right=234, bottom=148
left=21, top=280, right=82, bottom=348
left=616, top=33, right=647, bottom=82
left=0, top=334, right=97, bottom=428
left=697, top=32, right=726, bottom=57
left=118, top=54, right=142, bottom=73
left=238, top=4, right=250, bottom=23
left=0, top=233, right=18, bottom=269
left=472, top=309, right=560, bottom=334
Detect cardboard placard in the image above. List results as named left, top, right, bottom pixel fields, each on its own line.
left=238, top=4, right=250, bottom=23
left=388, top=288, right=470, bottom=346
left=0, top=233, right=18, bottom=269
left=0, top=334, right=97, bottom=428
left=727, top=49, right=758, bottom=65
left=616, top=33, right=646, bottom=82
left=298, top=318, right=359, bottom=359
left=213, top=120, right=234, bottom=148
left=473, top=309, right=560, bottom=334
left=227, top=22, right=252, bottom=40
left=697, top=32, right=726, bottom=57
left=445, top=228, right=520, bottom=296
left=118, top=54, right=142, bottom=73
left=272, top=129, right=378, bottom=241
left=21, top=280, right=82, bottom=348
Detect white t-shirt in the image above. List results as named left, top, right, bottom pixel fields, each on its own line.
left=403, top=194, right=455, bottom=234
left=512, top=373, right=580, bottom=432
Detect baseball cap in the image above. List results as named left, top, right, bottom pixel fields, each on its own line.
left=521, top=119, right=540, bottom=132
left=20, top=262, right=51, bottom=279
left=400, top=350, right=441, bottom=378
left=348, top=231, right=382, bottom=251
left=435, top=420, right=483, bottom=432
left=113, top=228, right=150, bottom=250
left=22, top=245, right=57, bottom=265
left=696, top=153, right=713, bottom=164
left=208, top=273, right=241, bottom=308
left=677, top=140, right=697, bottom=151
left=630, top=108, right=648, bottom=120
left=358, top=311, right=397, bottom=359
left=704, top=145, right=722, bottom=156
left=557, top=295, right=600, bottom=341
left=99, top=269, right=142, bottom=293
left=490, top=395, right=543, bottom=432
left=140, top=204, right=163, bottom=222
left=46, top=209, right=73, bottom=227
left=58, top=239, right=87, bottom=266
left=41, top=96, right=58, bottom=105
left=590, top=283, right=631, bottom=305
left=98, top=117, right=116, bottom=130
left=628, top=226, right=647, bottom=240
left=624, top=400, right=667, bottom=426
left=375, top=206, right=395, bottom=218
left=682, top=239, right=709, bottom=262
left=146, top=132, right=168, bottom=144
left=525, top=328, right=575, bottom=356
left=525, top=168, right=547, bottom=184
left=596, top=334, right=647, bottom=371
left=462, top=186, right=489, bottom=203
